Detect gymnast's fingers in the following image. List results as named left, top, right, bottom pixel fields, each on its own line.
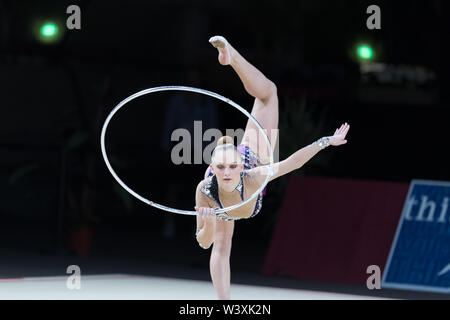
left=198, top=207, right=211, bottom=219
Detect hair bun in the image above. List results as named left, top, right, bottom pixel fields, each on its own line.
left=216, top=135, right=234, bottom=147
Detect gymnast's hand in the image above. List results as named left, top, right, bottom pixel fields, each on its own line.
left=328, top=122, right=350, bottom=146
left=195, top=206, right=216, bottom=220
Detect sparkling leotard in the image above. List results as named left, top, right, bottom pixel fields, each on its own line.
left=201, top=144, right=266, bottom=221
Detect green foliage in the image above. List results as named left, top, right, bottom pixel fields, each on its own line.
left=66, top=130, right=90, bottom=150
left=259, top=95, right=331, bottom=236
left=9, top=163, right=40, bottom=185
left=277, top=95, right=332, bottom=176
left=109, top=154, right=128, bottom=169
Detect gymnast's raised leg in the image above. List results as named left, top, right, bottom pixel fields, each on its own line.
left=209, top=35, right=279, bottom=163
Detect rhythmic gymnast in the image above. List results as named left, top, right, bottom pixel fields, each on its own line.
left=194, top=36, right=350, bottom=300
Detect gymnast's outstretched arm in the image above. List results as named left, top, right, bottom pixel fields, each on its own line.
left=250, top=122, right=350, bottom=182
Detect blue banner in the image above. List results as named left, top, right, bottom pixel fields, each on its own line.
left=382, top=179, right=450, bottom=293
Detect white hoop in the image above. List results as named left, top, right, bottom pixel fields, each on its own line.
left=100, top=86, right=274, bottom=218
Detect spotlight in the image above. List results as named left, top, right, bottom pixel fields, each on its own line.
left=40, top=23, right=58, bottom=38
left=34, top=20, right=64, bottom=44
left=356, top=44, right=374, bottom=62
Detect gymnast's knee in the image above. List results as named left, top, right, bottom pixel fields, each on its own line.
left=196, top=231, right=213, bottom=250
left=266, top=81, right=277, bottom=98
left=269, top=81, right=277, bottom=95
left=212, top=236, right=232, bottom=257
left=261, top=81, right=277, bottom=105
left=197, top=239, right=212, bottom=250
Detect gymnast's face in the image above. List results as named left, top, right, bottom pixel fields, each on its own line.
left=210, top=149, right=244, bottom=192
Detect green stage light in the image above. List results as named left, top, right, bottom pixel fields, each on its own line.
left=35, top=21, right=63, bottom=44
left=357, top=45, right=374, bottom=61
left=40, top=23, right=58, bottom=38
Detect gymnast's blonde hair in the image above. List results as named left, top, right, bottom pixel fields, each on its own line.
left=211, top=136, right=243, bottom=163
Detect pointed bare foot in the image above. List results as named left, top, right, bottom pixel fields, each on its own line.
left=208, top=35, right=235, bottom=66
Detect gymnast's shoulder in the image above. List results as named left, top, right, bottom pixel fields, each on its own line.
left=195, top=176, right=213, bottom=198
left=196, top=175, right=212, bottom=189
left=195, top=177, right=217, bottom=208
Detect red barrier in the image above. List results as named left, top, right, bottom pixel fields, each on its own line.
left=261, top=175, right=409, bottom=285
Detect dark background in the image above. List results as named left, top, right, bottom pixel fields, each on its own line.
left=0, top=0, right=448, bottom=298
